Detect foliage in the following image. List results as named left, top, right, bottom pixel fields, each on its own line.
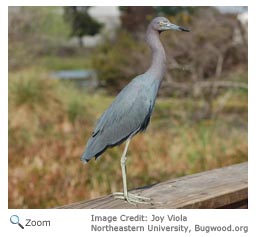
left=8, top=7, right=70, bottom=69
left=118, top=7, right=197, bottom=38
left=154, top=6, right=198, bottom=16
left=64, top=7, right=103, bottom=46
left=93, top=7, right=247, bottom=94
left=92, top=7, right=247, bottom=119
left=38, top=55, right=92, bottom=71
left=119, top=7, right=155, bottom=38
left=91, top=31, right=148, bottom=91
left=8, top=69, right=247, bottom=208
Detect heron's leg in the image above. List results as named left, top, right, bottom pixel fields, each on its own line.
left=113, top=139, right=151, bottom=204
left=120, top=138, right=130, bottom=200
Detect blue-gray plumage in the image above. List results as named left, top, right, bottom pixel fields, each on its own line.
left=81, top=17, right=189, bottom=204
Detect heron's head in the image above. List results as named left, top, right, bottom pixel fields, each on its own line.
left=150, top=16, right=190, bottom=33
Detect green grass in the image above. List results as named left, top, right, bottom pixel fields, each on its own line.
left=38, top=55, right=92, bottom=71
left=8, top=68, right=247, bottom=208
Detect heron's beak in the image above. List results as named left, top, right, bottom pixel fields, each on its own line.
left=165, top=23, right=190, bottom=32
left=177, top=26, right=190, bottom=32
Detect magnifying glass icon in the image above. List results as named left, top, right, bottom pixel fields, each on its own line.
left=10, top=215, right=24, bottom=229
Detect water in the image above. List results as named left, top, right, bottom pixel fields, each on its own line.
left=51, top=69, right=98, bottom=88
left=52, top=70, right=95, bottom=80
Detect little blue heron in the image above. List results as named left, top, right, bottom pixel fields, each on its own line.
left=81, top=17, right=189, bottom=204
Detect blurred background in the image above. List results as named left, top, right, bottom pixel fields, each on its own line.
left=8, top=6, right=248, bottom=208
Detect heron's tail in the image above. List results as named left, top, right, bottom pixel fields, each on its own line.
left=80, top=149, right=93, bottom=164
left=80, top=136, right=102, bottom=164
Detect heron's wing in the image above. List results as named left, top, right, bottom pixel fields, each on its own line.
left=81, top=79, right=153, bottom=161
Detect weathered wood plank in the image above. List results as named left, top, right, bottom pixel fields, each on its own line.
left=57, top=162, right=248, bottom=209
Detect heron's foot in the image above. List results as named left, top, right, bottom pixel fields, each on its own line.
left=113, top=192, right=151, bottom=205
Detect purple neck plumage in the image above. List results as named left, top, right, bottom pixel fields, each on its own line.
left=145, top=26, right=167, bottom=81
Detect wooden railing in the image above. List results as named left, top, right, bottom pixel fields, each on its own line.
left=57, top=162, right=248, bottom=209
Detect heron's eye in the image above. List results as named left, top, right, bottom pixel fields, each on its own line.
left=159, top=22, right=164, bottom=27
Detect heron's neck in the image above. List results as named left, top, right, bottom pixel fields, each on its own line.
left=145, top=28, right=166, bottom=81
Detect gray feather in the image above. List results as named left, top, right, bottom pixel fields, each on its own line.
left=81, top=75, right=160, bottom=162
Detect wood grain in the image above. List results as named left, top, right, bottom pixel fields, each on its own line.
left=57, top=162, right=248, bottom=209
